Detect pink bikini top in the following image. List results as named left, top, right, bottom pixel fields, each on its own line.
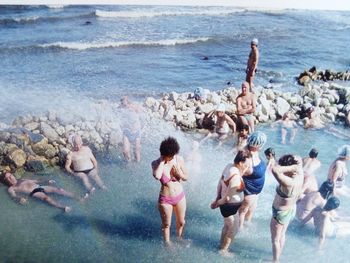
left=160, top=172, right=179, bottom=185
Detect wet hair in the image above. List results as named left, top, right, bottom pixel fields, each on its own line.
left=309, top=148, right=318, bottom=158
left=264, top=147, right=275, bottom=158
left=234, top=150, right=252, bottom=165
left=159, top=137, right=180, bottom=157
left=0, top=172, right=13, bottom=187
left=247, top=131, right=267, bottom=148
left=323, top=196, right=340, bottom=211
left=319, top=181, right=334, bottom=199
left=241, top=124, right=250, bottom=132
left=278, top=154, right=298, bottom=166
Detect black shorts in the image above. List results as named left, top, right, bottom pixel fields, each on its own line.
left=219, top=203, right=242, bottom=218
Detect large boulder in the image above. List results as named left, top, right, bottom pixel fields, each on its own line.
left=0, top=131, right=11, bottom=142
left=24, top=122, right=40, bottom=131
left=40, top=122, right=60, bottom=143
left=32, top=139, right=58, bottom=159
left=26, top=155, right=49, bottom=172
left=276, top=97, right=290, bottom=117
left=8, top=148, right=27, bottom=168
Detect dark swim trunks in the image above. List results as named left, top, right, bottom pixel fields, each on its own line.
left=29, top=187, right=46, bottom=196
left=219, top=203, right=242, bottom=218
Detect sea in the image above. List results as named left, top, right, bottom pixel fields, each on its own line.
left=0, top=5, right=349, bottom=263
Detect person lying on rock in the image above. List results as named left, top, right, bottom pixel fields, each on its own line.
left=1, top=172, right=73, bottom=212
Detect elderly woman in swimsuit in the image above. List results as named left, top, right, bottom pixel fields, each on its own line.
left=270, top=154, right=304, bottom=263
left=152, top=137, right=189, bottom=246
left=65, top=134, right=106, bottom=199
left=239, top=131, right=267, bottom=230
left=327, top=145, right=350, bottom=197
left=211, top=150, right=251, bottom=257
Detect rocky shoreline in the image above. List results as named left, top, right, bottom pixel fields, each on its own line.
left=0, top=82, right=349, bottom=177
left=297, top=67, right=350, bottom=85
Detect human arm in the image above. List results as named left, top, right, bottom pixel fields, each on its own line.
left=210, top=178, right=222, bottom=209
left=216, top=175, right=241, bottom=206
left=172, top=155, right=189, bottom=181
left=64, top=153, right=74, bottom=175
left=151, top=157, right=165, bottom=180
left=318, top=212, right=328, bottom=250
left=225, top=114, right=236, bottom=133
left=329, top=161, right=342, bottom=184
left=8, top=187, right=27, bottom=204
left=252, top=48, right=259, bottom=71
left=271, top=164, right=300, bottom=186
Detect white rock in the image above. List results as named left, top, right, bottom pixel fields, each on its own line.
left=276, top=97, right=290, bottom=117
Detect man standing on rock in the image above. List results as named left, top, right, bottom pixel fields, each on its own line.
left=1, top=172, right=74, bottom=212
left=246, top=38, right=259, bottom=92
left=236, top=81, right=256, bottom=132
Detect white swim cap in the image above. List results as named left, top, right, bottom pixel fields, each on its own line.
left=247, top=131, right=267, bottom=148
left=216, top=103, right=226, bottom=112
left=251, top=38, right=259, bottom=46
left=338, top=145, right=350, bottom=158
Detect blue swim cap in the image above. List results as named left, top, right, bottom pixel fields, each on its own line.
left=247, top=131, right=267, bottom=148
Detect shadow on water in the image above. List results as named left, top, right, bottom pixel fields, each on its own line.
left=52, top=199, right=160, bottom=242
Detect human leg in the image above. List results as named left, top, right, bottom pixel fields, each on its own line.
left=42, top=186, right=74, bottom=198
left=32, top=191, right=70, bottom=212
left=158, top=202, right=173, bottom=245
left=270, top=217, right=284, bottom=263
left=281, top=128, right=287, bottom=144
left=134, top=138, right=141, bottom=162
left=290, top=128, right=297, bottom=144
left=123, top=135, right=131, bottom=162
left=220, top=216, right=235, bottom=251
left=74, top=172, right=94, bottom=192
left=245, top=194, right=258, bottom=222
left=88, top=168, right=107, bottom=190
left=173, top=196, right=187, bottom=240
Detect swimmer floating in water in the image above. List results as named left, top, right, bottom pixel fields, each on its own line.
left=1, top=172, right=74, bottom=212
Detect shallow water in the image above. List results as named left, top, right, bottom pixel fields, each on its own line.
left=1, top=4, right=350, bottom=263
left=0, top=123, right=349, bottom=263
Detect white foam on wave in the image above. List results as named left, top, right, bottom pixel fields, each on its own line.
left=46, top=5, right=66, bottom=9
left=95, top=8, right=244, bottom=18
left=12, top=16, right=40, bottom=23
left=39, top=37, right=211, bottom=50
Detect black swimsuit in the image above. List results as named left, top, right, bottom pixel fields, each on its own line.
left=29, top=187, right=46, bottom=196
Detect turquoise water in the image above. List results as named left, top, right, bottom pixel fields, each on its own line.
left=0, top=123, right=349, bottom=263
left=1, top=4, right=350, bottom=263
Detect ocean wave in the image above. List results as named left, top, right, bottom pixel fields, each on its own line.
left=94, top=8, right=245, bottom=18
left=0, top=12, right=95, bottom=26
left=38, top=38, right=211, bottom=50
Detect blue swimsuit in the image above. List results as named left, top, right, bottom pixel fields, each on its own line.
left=243, top=160, right=267, bottom=195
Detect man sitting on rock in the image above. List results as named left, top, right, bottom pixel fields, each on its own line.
left=1, top=172, right=73, bottom=212
left=65, top=134, right=106, bottom=199
left=236, top=81, right=257, bottom=132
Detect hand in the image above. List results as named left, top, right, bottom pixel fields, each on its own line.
left=210, top=201, right=218, bottom=209
left=19, top=197, right=27, bottom=205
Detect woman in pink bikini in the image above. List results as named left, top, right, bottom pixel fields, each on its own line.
left=152, top=137, right=189, bottom=246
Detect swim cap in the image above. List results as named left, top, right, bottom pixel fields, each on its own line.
left=319, top=181, right=334, bottom=199
left=264, top=147, right=275, bottom=157
left=323, top=196, right=340, bottom=211
left=251, top=38, right=259, bottom=46
left=338, top=145, right=350, bottom=158
left=309, top=148, right=318, bottom=158
left=247, top=131, right=267, bottom=148
left=216, top=103, right=226, bottom=112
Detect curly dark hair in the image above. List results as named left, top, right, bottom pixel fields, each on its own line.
left=278, top=154, right=298, bottom=166
left=309, top=148, right=318, bottom=158
left=159, top=137, right=180, bottom=157
left=264, top=147, right=275, bottom=158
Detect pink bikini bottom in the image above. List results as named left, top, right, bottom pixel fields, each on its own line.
left=158, top=191, right=185, bottom=206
